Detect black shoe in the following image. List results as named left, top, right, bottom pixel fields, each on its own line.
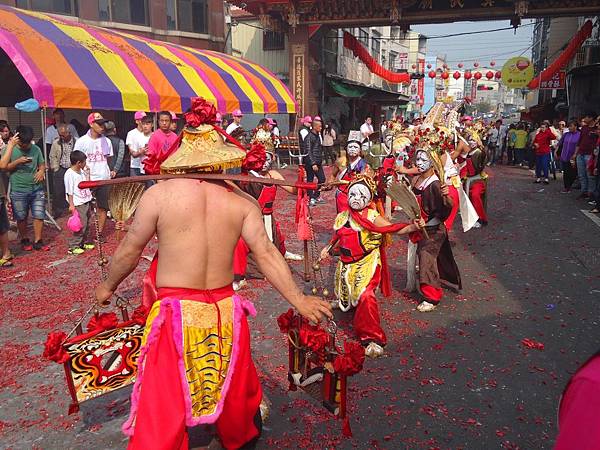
left=33, top=240, right=50, bottom=251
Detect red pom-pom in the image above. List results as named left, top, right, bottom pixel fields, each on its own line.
left=43, top=331, right=69, bottom=364
left=242, top=142, right=267, bottom=172
left=183, top=97, right=217, bottom=127
left=277, top=308, right=297, bottom=334
left=333, top=341, right=365, bottom=376
left=132, top=305, right=149, bottom=325
left=87, top=312, right=119, bottom=333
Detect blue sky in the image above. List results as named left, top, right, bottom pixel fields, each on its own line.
left=413, top=20, right=535, bottom=69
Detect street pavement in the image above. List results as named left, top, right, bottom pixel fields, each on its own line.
left=1, top=165, right=599, bottom=449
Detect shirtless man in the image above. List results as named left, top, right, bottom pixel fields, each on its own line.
left=95, top=179, right=332, bottom=450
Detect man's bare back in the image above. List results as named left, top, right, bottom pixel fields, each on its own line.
left=95, top=178, right=332, bottom=323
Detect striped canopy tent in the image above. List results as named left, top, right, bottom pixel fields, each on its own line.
left=0, top=5, right=296, bottom=114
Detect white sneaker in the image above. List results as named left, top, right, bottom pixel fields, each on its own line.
left=284, top=251, right=304, bottom=261
left=472, top=221, right=482, bottom=229
left=417, top=301, right=437, bottom=312
left=309, top=198, right=317, bottom=207
left=233, top=279, right=247, bottom=291
left=365, top=342, right=385, bottom=358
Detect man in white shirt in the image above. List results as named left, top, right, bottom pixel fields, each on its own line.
left=126, top=111, right=146, bottom=176
left=45, top=108, right=79, bottom=147
left=226, top=109, right=243, bottom=135
left=73, top=112, right=113, bottom=236
left=360, top=116, right=374, bottom=140
left=360, top=116, right=374, bottom=153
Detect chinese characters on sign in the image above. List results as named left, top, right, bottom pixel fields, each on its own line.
left=539, top=71, right=566, bottom=90
left=417, top=58, right=425, bottom=106
left=292, top=45, right=305, bottom=118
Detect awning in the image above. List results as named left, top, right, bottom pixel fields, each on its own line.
left=327, top=76, right=409, bottom=105
left=0, top=5, right=296, bottom=113
left=329, top=79, right=366, bottom=98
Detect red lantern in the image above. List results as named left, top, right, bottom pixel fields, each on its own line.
left=464, top=71, right=472, bottom=80
left=490, top=60, right=496, bottom=67
left=474, top=72, right=482, bottom=80
left=495, top=71, right=502, bottom=79
left=453, top=71, right=461, bottom=80
left=441, top=71, right=449, bottom=80
left=486, top=71, right=494, bottom=79
left=426, top=63, right=432, bottom=69
left=458, top=63, right=464, bottom=68
left=473, top=62, right=479, bottom=68
left=428, top=70, right=436, bottom=79
left=412, top=64, right=417, bottom=70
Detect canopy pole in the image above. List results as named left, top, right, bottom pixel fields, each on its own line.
left=41, top=106, right=60, bottom=231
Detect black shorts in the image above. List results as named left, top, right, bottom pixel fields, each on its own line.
left=91, top=186, right=110, bottom=210
left=0, top=199, right=9, bottom=235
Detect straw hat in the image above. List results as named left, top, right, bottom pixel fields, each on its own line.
left=160, top=98, right=246, bottom=173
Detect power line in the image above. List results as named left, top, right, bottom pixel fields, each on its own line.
left=234, top=20, right=534, bottom=41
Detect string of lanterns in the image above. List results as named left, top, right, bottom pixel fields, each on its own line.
left=425, top=61, right=502, bottom=80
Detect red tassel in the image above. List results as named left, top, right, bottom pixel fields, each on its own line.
left=342, top=416, right=353, bottom=437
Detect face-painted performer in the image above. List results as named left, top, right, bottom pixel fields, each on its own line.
left=320, top=175, right=422, bottom=358
left=233, top=138, right=303, bottom=290
left=457, top=127, right=488, bottom=227
left=95, top=99, right=332, bottom=450
left=331, top=130, right=368, bottom=213
left=409, top=149, right=461, bottom=312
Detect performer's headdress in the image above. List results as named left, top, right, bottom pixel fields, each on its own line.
left=160, top=98, right=246, bottom=174
left=346, top=130, right=362, bottom=146
left=347, top=174, right=377, bottom=211
left=251, top=127, right=276, bottom=152
left=347, top=174, right=377, bottom=197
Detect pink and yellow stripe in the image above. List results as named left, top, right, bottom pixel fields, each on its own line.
left=0, top=5, right=296, bottom=113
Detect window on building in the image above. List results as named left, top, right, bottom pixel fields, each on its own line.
left=358, top=28, right=369, bottom=47
left=263, top=31, right=285, bottom=51
left=177, top=0, right=209, bottom=34
left=16, top=0, right=78, bottom=15
left=371, top=31, right=381, bottom=60
left=166, top=0, right=177, bottom=30
left=98, top=0, right=148, bottom=26
left=389, top=51, right=398, bottom=71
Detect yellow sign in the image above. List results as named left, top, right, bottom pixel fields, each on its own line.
left=501, top=57, right=534, bottom=89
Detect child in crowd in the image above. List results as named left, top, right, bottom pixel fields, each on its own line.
left=64, top=150, right=95, bottom=255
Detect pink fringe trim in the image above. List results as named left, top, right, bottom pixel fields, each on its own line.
left=122, top=295, right=256, bottom=435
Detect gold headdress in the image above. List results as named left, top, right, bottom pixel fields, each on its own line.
left=160, top=99, right=246, bottom=174
left=348, top=174, right=377, bottom=196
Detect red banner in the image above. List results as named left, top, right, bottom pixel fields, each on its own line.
left=417, top=58, right=425, bottom=105
left=528, top=20, right=592, bottom=90
left=343, top=31, right=411, bottom=85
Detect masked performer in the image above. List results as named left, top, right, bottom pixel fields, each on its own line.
left=411, top=149, right=462, bottom=312
left=320, top=175, right=422, bottom=357
left=458, top=128, right=488, bottom=227
left=97, top=99, right=333, bottom=450
left=330, top=130, right=368, bottom=213
left=233, top=141, right=303, bottom=290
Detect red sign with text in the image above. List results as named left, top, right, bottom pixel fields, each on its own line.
left=539, top=71, right=566, bottom=90
left=417, top=58, right=425, bottom=106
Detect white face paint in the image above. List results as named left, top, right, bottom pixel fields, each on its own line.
left=415, top=151, right=432, bottom=173
left=347, top=183, right=372, bottom=211
left=346, top=142, right=360, bottom=157
left=384, top=134, right=394, bottom=154
left=262, top=152, right=274, bottom=171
